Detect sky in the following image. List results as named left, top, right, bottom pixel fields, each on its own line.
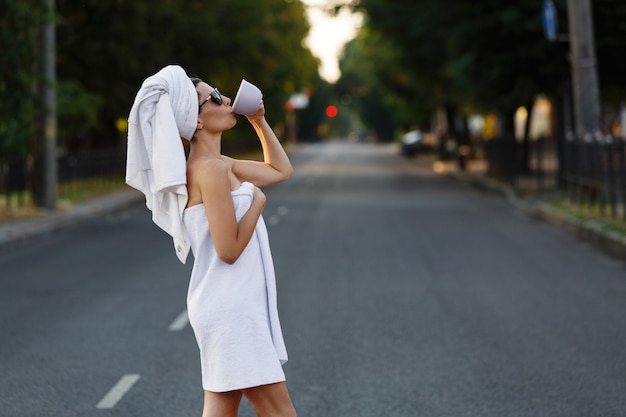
left=301, top=0, right=363, bottom=83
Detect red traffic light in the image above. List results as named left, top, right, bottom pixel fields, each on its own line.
left=325, top=105, right=338, bottom=118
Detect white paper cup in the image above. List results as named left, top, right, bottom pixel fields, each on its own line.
left=232, top=79, right=263, bottom=115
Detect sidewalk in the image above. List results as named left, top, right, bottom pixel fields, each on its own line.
left=439, top=157, right=626, bottom=261
left=0, top=188, right=144, bottom=252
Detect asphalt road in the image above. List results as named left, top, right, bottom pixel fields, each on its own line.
left=1, top=141, right=626, bottom=417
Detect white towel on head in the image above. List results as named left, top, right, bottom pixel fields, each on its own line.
left=125, top=65, right=198, bottom=263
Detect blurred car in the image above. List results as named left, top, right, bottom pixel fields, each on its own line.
left=400, top=130, right=433, bottom=156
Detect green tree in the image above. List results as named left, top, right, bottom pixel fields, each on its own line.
left=55, top=0, right=319, bottom=150
left=335, top=0, right=626, bottom=140
left=339, top=1, right=567, bottom=136
left=0, top=0, right=48, bottom=156
left=594, top=0, right=626, bottom=107
left=337, top=27, right=405, bottom=141
left=443, top=1, right=569, bottom=132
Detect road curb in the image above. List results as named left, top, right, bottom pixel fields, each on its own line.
left=0, top=188, right=144, bottom=252
left=448, top=170, right=626, bottom=261
left=527, top=202, right=626, bottom=260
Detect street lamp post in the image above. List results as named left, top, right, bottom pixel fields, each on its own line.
left=566, top=0, right=601, bottom=139
left=43, top=0, right=57, bottom=211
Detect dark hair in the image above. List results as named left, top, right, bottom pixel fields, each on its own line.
left=187, top=77, right=204, bottom=143
left=190, top=77, right=202, bottom=100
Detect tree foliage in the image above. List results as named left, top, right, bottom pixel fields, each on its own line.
left=594, top=0, right=626, bottom=106
left=55, top=0, right=319, bottom=149
left=0, top=0, right=48, bottom=156
left=0, top=0, right=319, bottom=155
left=336, top=27, right=405, bottom=141
left=336, top=0, right=626, bottom=138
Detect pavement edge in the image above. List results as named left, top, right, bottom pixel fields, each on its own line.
left=448, top=170, right=626, bottom=261
left=0, top=188, right=144, bottom=252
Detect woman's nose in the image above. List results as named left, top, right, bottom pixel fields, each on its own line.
left=224, top=96, right=232, bottom=106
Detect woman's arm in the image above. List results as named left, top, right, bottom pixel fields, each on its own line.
left=198, top=159, right=266, bottom=264
left=226, top=103, right=293, bottom=187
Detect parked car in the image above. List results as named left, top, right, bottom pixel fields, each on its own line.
left=400, top=130, right=434, bottom=156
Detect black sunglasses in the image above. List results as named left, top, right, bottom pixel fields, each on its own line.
left=199, top=88, right=223, bottom=111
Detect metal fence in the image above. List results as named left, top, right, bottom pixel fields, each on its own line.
left=484, top=137, right=559, bottom=193
left=560, top=139, right=626, bottom=218
left=58, top=148, right=126, bottom=184
left=0, top=140, right=260, bottom=213
left=484, top=136, right=626, bottom=219
left=0, top=157, right=29, bottom=209
left=0, top=148, right=126, bottom=210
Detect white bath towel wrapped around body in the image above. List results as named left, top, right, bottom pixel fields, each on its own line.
left=183, top=182, right=288, bottom=392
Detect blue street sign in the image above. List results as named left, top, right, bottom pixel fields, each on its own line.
left=542, top=0, right=558, bottom=41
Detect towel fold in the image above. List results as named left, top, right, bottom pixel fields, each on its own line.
left=125, top=65, right=198, bottom=263
left=255, top=214, right=289, bottom=364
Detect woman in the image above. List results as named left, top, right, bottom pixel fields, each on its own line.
left=183, top=77, right=296, bottom=417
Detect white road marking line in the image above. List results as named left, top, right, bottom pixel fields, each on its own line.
left=277, top=205, right=289, bottom=216
left=168, top=309, right=189, bottom=331
left=96, top=374, right=140, bottom=409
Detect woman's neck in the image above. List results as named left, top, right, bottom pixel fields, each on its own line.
left=188, top=133, right=222, bottom=159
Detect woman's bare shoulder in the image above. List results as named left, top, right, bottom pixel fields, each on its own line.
left=187, top=158, right=230, bottom=208
left=220, top=155, right=237, bottom=168
left=188, top=157, right=228, bottom=178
